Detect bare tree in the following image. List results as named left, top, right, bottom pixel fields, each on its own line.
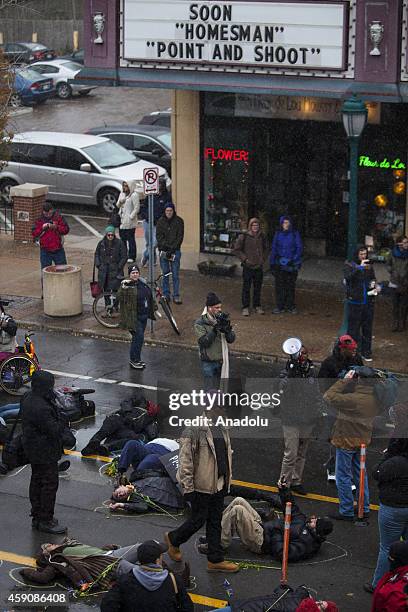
left=0, top=48, right=13, bottom=172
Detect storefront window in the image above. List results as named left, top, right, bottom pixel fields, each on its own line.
left=358, top=152, right=407, bottom=258
left=202, top=127, right=250, bottom=253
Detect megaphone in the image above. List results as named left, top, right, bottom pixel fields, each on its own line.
left=282, top=337, right=302, bottom=357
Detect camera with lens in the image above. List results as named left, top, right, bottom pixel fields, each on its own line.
left=215, top=311, right=231, bottom=333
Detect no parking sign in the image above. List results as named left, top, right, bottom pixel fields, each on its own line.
left=143, top=167, right=159, bottom=195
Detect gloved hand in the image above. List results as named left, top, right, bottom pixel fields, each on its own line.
left=183, top=491, right=195, bottom=504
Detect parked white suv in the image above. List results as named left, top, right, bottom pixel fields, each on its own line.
left=0, top=132, right=170, bottom=212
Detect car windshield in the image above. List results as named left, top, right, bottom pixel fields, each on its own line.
left=83, top=140, right=137, bottom=169
left=157, top=132, right=171, bottom=150
left=25, top=43, right=47, bottom=51
left=61, top=61, right=82, bottom=72
left=17, top=68, right=43, bottom=80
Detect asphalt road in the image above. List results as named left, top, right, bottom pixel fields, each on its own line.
left=0, top=331, right=387, bottom=611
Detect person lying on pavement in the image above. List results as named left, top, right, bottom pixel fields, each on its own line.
left=199, top=484, right=333, bottom=563
left=110, top=473, right=184, bottom=514
left=117, top=437, right=179, bottom=476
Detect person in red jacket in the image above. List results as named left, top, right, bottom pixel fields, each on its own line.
left=32, top=203, right=69, bottom=270
left=371, top=541, right=408, bottom=612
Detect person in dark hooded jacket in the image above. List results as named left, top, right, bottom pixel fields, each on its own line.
left=81, top=390, right=159, bottom=456
left=21, top=370, right=67, bottom=534
left=216, top=487, right=333, bottom=563
left=387, top=235, right=408, bottom=332
left=156, top=203, right=184, bottom=304
left=100, top=539, right=193, bottom=612
left=269, top=216, right=302, bottom=314
left=344, top=245, right=379, bottom=361
left=233, top=217, right=269, bottom=316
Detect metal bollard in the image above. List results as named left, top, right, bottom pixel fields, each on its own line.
left=281, top=501, right=292, bottom=585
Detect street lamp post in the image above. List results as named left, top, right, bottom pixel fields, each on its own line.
left=342, top=96, right=368, bottom=259
left=339, top=95, right=368, bottom=334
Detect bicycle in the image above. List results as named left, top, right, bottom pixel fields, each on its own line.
left=92, top=272, right=180, bottom=335
left=0, top=299, right=41, bottom=395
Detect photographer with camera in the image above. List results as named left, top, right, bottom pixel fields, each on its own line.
left=194, top=293, right=235, bottom=390
left=344, top=245, right=380, bottom=362
left=156, top=203, right=184, bottom=305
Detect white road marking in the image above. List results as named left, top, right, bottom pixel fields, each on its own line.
left=0, top=209, right=13, bottom=231
left=72, top=214, right=103, bottom=238
left=64, top=213, right=107, bottom=221
left=47, top=369, right=93, bottom=380
left=118, top=381, right=159, bottom=391
left=46, top=368, right=161, bottom=391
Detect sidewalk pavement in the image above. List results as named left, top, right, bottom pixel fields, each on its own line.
left=1, top=234, right=406, bottom=373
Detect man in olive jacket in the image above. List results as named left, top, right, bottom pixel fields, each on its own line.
left=117, top=265, right=155, bottom=370
left=194, top=292, right=235, bottom=390
left=164, top=400, right=239, bottom=573
left=324, top=367, right=379, bottom=521
left=21, top=370, right=67, bottom=534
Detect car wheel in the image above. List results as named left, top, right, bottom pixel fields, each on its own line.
left=56, top=82, right=72, bottom=99
left=0, top=179, right=18, bottom=206
left=9, top=93, right=22, bottom=108
left=98, top=187, right=120, bottom=214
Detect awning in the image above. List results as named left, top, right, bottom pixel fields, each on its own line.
left=73, top=66, right=403, bottom=103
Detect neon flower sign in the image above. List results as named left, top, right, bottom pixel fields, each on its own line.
left=204, top=147, right=249, bottom=161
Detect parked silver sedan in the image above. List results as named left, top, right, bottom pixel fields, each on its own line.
left=29, top=59, right=96, bottom=100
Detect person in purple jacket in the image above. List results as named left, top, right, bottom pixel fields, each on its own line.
left=269, top=216, right=303, bottom=314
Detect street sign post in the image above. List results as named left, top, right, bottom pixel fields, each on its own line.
left=143, top=168, right=160, bottom=332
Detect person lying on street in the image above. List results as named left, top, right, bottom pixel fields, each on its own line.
left=110, top=473, right=184, bottom=513
left=81, top=390, right=160, bottom=456
left=117, top=437, right=179, bottom=475
left=19, top=538, right=144, bottom=590
left=199, top=484, right=333, bottom=562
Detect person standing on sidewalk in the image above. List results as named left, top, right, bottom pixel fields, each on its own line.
left=156, top=203, right=184, bottom=304
left=344, top=245, right=379, bottom=361
left=387, top=235, right=408, bottom=332
left=323, top=368, right=380, bottom=522
left=116, top=180, right=140, bottom=264
left=233, top=217, right=269, bottom=317
left=117, top=265, right=155, bottom=370
left=269, top=216, right=302, bottom=314
left=140, top=179, right=172, bottom=267
left=21, top=370, right=67, bottom=534
left=32, top=202, right=69, bottom=270
left=164, top=399, right=239, bottom=574
left=194, top=293, right=235, bottom=390
left=95, top=226, right=128, bottom=300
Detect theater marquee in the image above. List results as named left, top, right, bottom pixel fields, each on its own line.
left=122, top=0, right=347, bottom=71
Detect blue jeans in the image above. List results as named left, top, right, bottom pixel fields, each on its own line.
left=130, top=316, right=148, bottom=362
left=210, top=608, right=230, bottom=612
left=0, top=403, right=20, bottom=420
left=118, top=440, right=169, bottom=472
left=372, top=503, right=408, bottom=586
left=40, top=248, right=67, bottom=269
left=160, top=250, right=181, bottom=299
left=201, top=361, right=222, bottom=391
left=142, top=221, right=157, bottom=263
left=335, top=448, right=369, bottom=516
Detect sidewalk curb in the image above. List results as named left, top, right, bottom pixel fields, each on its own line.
left=15, top=315, right=408, bottom=377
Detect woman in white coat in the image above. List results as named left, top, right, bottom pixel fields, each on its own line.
left=116, top=180, right=140, bottom=263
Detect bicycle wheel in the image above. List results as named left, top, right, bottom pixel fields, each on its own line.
left=93, top=292, right=120, bottom=328
left=159, top=297, right=180, bottom=335
left=0, top=355, right=39, bottom=396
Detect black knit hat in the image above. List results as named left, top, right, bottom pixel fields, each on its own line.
left=206, top=292, right=221, bottom=307
left=316, top=517, right=333, bottom=537
left=128, top=264, right=140, bottom=275
left=137, top=540, right=168, bottom=564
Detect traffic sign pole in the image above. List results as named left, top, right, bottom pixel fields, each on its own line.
left=143, top=167, right=160, bottom=334
left=148, top=193, right=154, bottom=333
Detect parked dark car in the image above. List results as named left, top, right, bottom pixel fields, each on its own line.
left=85, top=124, right=172, bottom=175
left=60, top=49, right=84, bottom=64
left=0, top=42, right=56, bottom=65
left=138, top=109, right=171, bottom=128
left=10, top=67, right=55, bottom=107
